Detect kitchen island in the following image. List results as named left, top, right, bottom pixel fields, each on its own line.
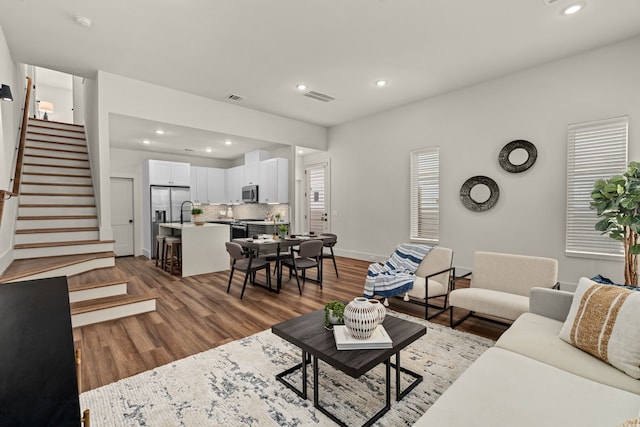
left=159, top=223, right=229, bottom=277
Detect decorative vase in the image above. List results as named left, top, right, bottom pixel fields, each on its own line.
left=368, top=299, right=386, bottom=323
left=343, top=297, right=380, bottom=339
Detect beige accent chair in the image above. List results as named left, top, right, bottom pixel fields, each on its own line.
left=449, top=251, right=558, bottom=327
left=390, top=246, right=455, bottom=320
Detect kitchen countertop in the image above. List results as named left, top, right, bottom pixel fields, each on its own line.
left=160, top=223, right=228, bottom=229
left=243, top=221, right=289, bottom=225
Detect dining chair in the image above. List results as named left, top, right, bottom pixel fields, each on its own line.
left=281, top=239, right=324, bottom=294
left=225, top=241, right=271, bottom=299
left=319, top=233, right=338, bottom=277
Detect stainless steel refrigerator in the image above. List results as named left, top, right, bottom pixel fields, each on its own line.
left=150, top=186, right=191, bottom=259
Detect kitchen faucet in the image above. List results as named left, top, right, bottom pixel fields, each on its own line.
left=180, top=200, right=194, bottom=225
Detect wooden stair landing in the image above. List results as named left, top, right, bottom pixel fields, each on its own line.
left=0, top=252, right=116, bottom=283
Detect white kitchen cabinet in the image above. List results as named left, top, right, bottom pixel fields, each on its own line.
left=206, top=168, right=226, bottom=204
left=244, top=163, right=259, bottom=185
left=190, top=166, right=208, bottom=203
left=258, top=158, right=288, bottom=203
left=225, top=165, right=244, bottom=204
left=148, top=160, right=190, bottom=186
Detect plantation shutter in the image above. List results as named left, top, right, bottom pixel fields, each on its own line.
left=566, top=116, right=628, bottom=259
left=410, top=147, right=439, bottom=243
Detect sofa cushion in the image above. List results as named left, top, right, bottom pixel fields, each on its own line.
left=496, top=312, right=640, bottom=394
left=414, top=347, right=640, bottom=427
left=559, top=277, right=640, bottom=379
left=407, top=276, right=446, bottom=300
left=449, top=288, right=528, bottom=321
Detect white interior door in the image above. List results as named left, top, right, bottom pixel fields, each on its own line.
left=305, top=163, right=329, bottom=234
left=111, top=177, right=134, bottom=256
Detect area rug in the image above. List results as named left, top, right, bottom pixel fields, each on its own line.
left=80, top=311, right=493, bottom=426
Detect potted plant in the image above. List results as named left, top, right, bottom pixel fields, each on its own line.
left=191, top=207, right=205, bottom=226
left=324, top=301, right=345, bottom=328
left=590, top=161, right=640, bottom=286
left=278, top=224, right=288, bottom=239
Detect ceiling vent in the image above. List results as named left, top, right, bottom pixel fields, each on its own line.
left=303, top=90, right=336, bottom=103
left=542, top=0, right=561, bottom=5
left=225, top=93, right=245, bottom=102
left=184, top=148, right=195, bottom=152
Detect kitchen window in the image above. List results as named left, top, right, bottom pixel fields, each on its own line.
left=410, top=147, right=439, bottom=244
left=566, top=116, right=628, bottom=259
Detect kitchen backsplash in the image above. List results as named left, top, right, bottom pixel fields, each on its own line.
left=198, top=204, right=289, bottom=221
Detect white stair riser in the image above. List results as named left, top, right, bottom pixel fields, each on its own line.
left=21, top=184, right=94, bottom=195
left=7, top=257, right=115, bottom=282
left=17, top=218, right=98, bottom=229
left=18, top=206, right=97, bottom=216
left=14, top=242, right=114, bottom=259
left=28, top=120, right=84, bottom=132
left=27, top=127, right=85, bottom=139
left=26, top=140, right=87, bottom=152
left=23, top=156, right=89, bottom=168
left=71, top=299, right=156, bottom=328
left=15, top=230, right=99, bottom=245
left=20, top=174, right=92, bottom=185
left=22, top=164, right=90, bottom=175
left=69, top=283, right=127, bottom=303
left=25, top=147, right=88, bottom=160
left=20, top=195, right=95, bottom=205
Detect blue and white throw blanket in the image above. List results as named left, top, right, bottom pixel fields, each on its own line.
left=363, top=244, right=433, bottom=298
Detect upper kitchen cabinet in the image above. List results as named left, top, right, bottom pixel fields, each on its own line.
left=147, top=160, right=190, bottom=186
left=190, top=166, right=208, bottom=203
left=225, top=165, right=245, bottom=204
left=206, top=168, right=226, bottom=204
left=243, top=150, right=267, bottom=186
left=259, top=158, right=288, bottom=203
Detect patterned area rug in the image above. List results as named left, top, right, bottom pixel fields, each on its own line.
left=80, top=311, right=493, bottom=426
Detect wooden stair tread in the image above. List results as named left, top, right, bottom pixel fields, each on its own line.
left=20, top=192, right=94, bottom=197
left=16, top=227, right=99, bottom=234
left=0, top=252, right=116, bottom=283
left=27, top=131, right=86, bottom=141
left=23, top=163, right=89, bottom=170
left=19, top=203, right=96, bottom=208
left=15, top=239, right=115, bottom=249
left=22, top=172, right=90, bottom=178
left=22, top=182, right=92, bottom=187
left=24, top=153, right=89, bottom=161
left=18, top=215, right=97, bottom=220
left=67, top=265, right=129, bottom=288
left=26, top=138, right=86, bottom=148
left=25, top=146, right=88, bottom=155
left=29, top=118, right=85, bottom=128
left=70, top=294, right=156, bottom=315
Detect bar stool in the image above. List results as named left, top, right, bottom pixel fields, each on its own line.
left=163, top=237, right=182, bottom=275
left=155, top=235, right=166, bottom=268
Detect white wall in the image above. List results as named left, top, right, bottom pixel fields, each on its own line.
left=324, top=36, right=640, bottom=285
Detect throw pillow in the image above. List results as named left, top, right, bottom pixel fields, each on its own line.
left=559, top=277, right=640, bottom=379
left=618, top=418, right=640, bottom=427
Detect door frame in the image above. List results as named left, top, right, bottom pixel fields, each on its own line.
left=110, top=174, right=137, bottom=256
left=304, top=160, right=331, bottom=234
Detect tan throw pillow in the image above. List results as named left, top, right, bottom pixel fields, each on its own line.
left=559, top=277, right=640, bottom=379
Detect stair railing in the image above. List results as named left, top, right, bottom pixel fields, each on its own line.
left=0, top=76, right=31, bottom=226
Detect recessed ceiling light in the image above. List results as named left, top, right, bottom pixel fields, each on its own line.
left=296, top=84, right=307, bottom=91
left=298, top=150, right=304, bottom=154
left=155, top=129, right=165, bottom=135
left=205, top=148, right=212, bottom=153
left=375, top=80, right=388, bottom=87
left=225, top=140, right=232, bottom=146
left=142, top=139, right=151, bottom=144
left=563, top=3, right=584, bottom=15
left=75, top=16, right=92, bottom=28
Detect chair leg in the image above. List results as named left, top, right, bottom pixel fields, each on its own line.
left=240, top=271, right=251, bottom=299
left=330, top=247, right=338, bottom=276
left=227, top=267, right=235, bottom=293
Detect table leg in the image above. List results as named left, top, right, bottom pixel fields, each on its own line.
left=275, top=349, right=310, bottom=399
left=390, top=351, right=423, bottom=401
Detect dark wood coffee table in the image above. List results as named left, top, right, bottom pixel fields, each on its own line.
left=272, top=309, right=426, bottom=427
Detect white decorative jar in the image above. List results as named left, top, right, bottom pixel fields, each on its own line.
left=343, top=297, right=380, bottom=339
left=368, top=299, right=386, bottom=323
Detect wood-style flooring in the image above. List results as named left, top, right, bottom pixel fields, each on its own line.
left=73, top=255, right=508, bottom=392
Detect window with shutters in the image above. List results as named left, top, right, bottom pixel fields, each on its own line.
left=566, top=116, right=628, bottom=259
left=410, top=147, right=439, bottom=243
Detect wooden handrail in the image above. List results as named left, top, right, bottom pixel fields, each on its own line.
left=12, top=76, right=32, bottom=194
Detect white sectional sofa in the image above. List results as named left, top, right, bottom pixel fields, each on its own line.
left=415, top=280, right=640, bottom=426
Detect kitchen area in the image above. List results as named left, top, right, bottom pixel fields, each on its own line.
left=141, top=150, right=291, bottom=277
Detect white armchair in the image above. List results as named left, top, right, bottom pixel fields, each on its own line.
left=449, top=251, right=558, bottom=327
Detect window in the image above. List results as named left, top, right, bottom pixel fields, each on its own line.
left=410, top=147, right=439, bottom=243
left=566, top=116, right=628, bottom=259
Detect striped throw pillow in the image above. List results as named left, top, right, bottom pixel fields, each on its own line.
left=559, top=277, right=640, bottom=379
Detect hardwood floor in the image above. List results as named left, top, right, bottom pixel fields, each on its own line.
left=73, top=255, right=508, bottom=392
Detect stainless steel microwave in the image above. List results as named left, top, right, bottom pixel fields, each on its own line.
left=242, top=185, right=258, bottom=203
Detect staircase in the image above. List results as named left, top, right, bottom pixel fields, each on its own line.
left=0, top=118, right=156, bottom=327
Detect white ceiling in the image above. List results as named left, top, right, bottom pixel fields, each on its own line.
left=2, top=0, right=640, bottom=145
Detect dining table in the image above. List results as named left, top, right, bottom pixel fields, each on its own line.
left=232, top=234, right=327, bottom=293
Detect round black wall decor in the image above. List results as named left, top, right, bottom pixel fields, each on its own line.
left=460, top=176, right=500, bottom=212
left=498, top=139, right=537, bottom=173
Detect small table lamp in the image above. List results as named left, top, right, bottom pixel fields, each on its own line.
left=38, top=101, right=54, bottom=120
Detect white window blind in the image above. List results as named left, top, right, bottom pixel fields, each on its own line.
left=410, top=147, right=439, bottom=243
left=566, top=116, right=628, bottom=259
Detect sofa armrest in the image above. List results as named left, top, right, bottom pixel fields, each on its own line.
left=529, top=287, right=574, bottom=322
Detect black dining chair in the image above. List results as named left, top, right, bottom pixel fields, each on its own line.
left=319, top=233, right=338, bottom=277
left=225, top=241, right=271, bottom=299
left=281, top=239, right=324, bottom=293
